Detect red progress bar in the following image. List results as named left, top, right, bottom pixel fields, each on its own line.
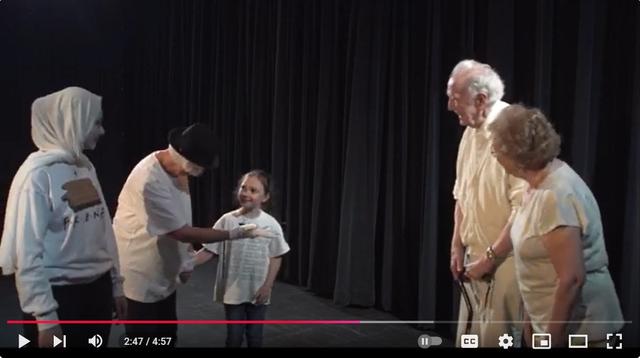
left=7, top=320, right=361, bottom=325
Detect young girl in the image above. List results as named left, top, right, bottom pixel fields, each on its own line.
left=196, top=169, right=289, bottom=347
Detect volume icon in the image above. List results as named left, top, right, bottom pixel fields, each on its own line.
left=88, top=334, right=103, bottom=348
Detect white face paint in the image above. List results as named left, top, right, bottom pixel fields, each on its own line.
left=184, top=161, right=205, bottom=177
left=168, top=145, right=205, bottom=177
left=83, top=116, right=105, bottom=150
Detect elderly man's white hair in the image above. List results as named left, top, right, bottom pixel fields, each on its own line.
left=466, top=65, right=505, bottom=106
left=449, top=59, right=505, bottom=106
left=449, top=59, right=484, bottom=78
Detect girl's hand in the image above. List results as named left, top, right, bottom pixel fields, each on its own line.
left=254, top=285, right=272, bottom=304
left=193, top=249, right=214, bottom=266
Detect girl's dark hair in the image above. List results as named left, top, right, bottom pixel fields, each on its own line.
left=234, top=169, right=273, bottom=211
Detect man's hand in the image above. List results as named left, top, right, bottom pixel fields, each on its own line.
left=450, top=245, right=465, bottom=280
left=246, top=227, right=277, bottom=239
left=463, top=257, right=495, bottom=281
left=178, top=271, right=193, bottom=284
left=254, top=285, right=272, bottom=304
left=229, top=224, right=256, bottom=239
left=230, top=224, right=277, bottom=240
left=38, top=325, right=63, bottom=347
left=114, top=295, right=127, bottom=320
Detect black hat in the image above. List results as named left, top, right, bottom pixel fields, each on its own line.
left=168, top=123, right=219, bottom=168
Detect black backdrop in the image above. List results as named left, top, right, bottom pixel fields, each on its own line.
left=0, top=0, right=638, bottom=345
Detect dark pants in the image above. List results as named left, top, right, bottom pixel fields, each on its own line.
left=22, top=271, right=113, bottom=348
left=124, top=291, right=177, bottom=347
left=224, top=303, right=267, bottom=348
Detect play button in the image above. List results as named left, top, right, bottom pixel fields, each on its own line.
left=18, top=334, right=30, bottom=348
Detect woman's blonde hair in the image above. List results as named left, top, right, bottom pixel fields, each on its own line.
left=489, top=104, right=561, bottom=170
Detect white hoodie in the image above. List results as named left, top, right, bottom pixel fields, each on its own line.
left=0, top=87, right=123, bottom=330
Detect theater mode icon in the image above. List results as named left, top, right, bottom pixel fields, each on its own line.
left=568, top=334, right=588, bottom=348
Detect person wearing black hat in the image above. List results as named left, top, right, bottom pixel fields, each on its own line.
left=112, top=123, right=273, bottom=346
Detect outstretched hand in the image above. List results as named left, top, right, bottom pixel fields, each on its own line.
left=246, top=227, right=277, bottom=239
left=230, top=224, right=277, bottom=240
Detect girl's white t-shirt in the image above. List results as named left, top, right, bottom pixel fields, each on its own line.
left=204, top=210, right=289, bottom=305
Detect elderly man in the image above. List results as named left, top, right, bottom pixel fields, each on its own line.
left=447, top=60, right=525, bottom=347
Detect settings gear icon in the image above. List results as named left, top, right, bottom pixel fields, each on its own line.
left=498, top=333, right=514, bottom=349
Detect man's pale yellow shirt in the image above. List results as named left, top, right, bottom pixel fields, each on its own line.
left=453, top=101, right=526, bottom=257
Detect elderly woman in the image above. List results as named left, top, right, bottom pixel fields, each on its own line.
left=0, top=87, right=126, bottom=347
left=488, top=104, right=623, bottom=347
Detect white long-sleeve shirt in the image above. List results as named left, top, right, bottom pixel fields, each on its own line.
left=1, top=88, right=123, bottom=331
left=7, top=162, right=123, bottom=330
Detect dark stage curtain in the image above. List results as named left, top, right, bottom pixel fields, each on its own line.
left=1, top=0, right=638, bottom=344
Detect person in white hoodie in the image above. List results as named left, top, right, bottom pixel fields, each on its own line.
left=0, top=87, right=126, bottom=347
